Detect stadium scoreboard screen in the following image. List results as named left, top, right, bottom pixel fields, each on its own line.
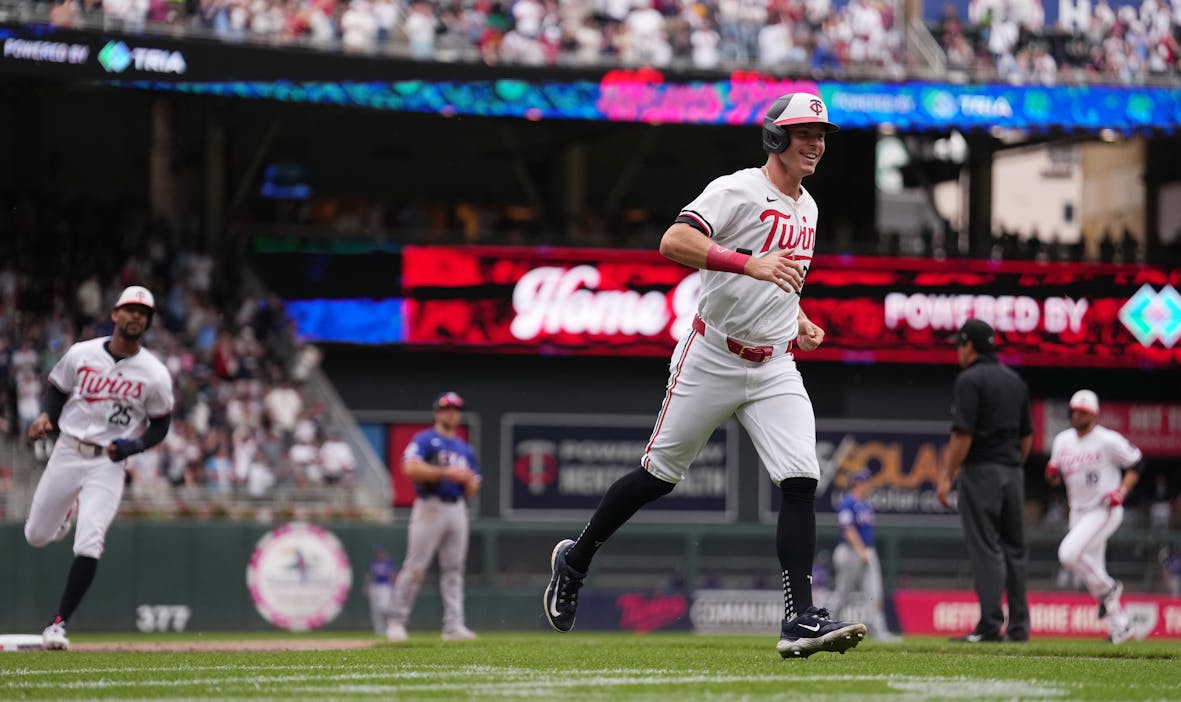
left=282, top=245, right=1181, bottom=369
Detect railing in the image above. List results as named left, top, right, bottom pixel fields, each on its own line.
left=117, top=484, right=384, bottom=522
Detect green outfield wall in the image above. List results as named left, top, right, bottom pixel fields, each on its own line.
left=2, top=521, right=1174, bottom=634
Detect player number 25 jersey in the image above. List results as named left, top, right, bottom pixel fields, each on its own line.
left=48, top=337, right=175, bottom=445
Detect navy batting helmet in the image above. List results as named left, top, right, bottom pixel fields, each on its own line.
left=762, top=93, right=840, bottom=154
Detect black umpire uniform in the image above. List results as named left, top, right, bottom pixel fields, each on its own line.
left=937, top=319, right=1034, bottom=642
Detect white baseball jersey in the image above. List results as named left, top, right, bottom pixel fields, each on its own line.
left=678, top=167, right=817, bottom=345
left=642, top=166, right=821, bottom=486
left=49, top=337, right=174, bottom=444
left=1048, top=426, right=1142, bottom=511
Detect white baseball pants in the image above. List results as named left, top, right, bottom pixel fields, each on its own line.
left=642, top=325, right=818, bottom=485
left=25, top=438, right=125, bottom=559
left=1058, top=505, right=1123, bottom=598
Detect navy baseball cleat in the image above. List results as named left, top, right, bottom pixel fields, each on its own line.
left=543, top=539, right=586, bottom=632
left=777, top=606, right=866, bottom=659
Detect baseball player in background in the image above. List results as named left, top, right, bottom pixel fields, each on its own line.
left=364, top=546, right=397, bottom=635
left=544, top=93, right=867, bottom=658
left=828, top=469, right=900, bottom=642
left=24, top=286, right=174, bottom=651
left=385, top=391, right=481, bottom=642
left=1045, top=389, right=1143, bottom=644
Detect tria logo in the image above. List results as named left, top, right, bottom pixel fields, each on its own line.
left=1119, top=284, right=1181, bottom=348
left=98, top=41, right=187, bottom=75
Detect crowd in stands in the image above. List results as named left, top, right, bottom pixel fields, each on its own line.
left=24, top=0, right=1181, bottom=83
left=38, top=0, right=907, bottom=75
left=933, top=0, right=1181, bottom=85
left=0, top=194, right=357, bottom=512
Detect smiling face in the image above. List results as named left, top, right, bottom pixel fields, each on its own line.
left=782, top=124, right=826, bottom=178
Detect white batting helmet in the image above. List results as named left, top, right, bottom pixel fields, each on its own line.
left=115, top=285, right=155, bottom=311
left=1069, top=389, right=1099, bottom=414
left=762, top=93, right=840, bottom=153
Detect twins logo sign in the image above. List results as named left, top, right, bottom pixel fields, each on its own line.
left=247, top=522, right=352, bottom=631
left=501, top=413, right=738, bottom=523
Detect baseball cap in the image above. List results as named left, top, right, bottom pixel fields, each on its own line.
left=1069, top=389, right=1100, bottom=414
left=850, top=469, right=873, bottom=484
left=114, top=285, right=155, bottom=311
left=764, top=93, right=840, bottom=133
left=433, top=391, right=464, bottom=410
left=949, top=319, right=995, bottom=352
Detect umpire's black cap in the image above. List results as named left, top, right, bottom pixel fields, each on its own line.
left=433, top=391, right=464, bottom=410
left=949, top=319, right=996, bottom=352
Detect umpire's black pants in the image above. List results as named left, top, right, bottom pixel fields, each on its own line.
left=958, top=461, right=1030, bottom=640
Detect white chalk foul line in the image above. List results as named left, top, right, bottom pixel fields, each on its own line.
left=3, top=670, right=1071, bottom=700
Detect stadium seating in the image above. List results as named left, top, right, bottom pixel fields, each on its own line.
left=14, top=0, right=1179, bottom=83
left=0, top=194, right=370, bottom=519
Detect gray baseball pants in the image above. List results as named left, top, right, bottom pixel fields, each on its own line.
left=387, top=496, right=470, bottom=632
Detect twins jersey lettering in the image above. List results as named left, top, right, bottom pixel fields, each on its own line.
left=1048, top=426, right=1142, bottom=511
left=677, top=167, right=817, bottom=345
left=48, top=337, right=174, bottom=443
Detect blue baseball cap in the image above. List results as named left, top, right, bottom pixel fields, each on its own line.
left=433, top=391, right=464, bottom=410
left=850, top=469, right=873, bottom=484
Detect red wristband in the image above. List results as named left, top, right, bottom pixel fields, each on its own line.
left=705, top=244, right=750, bottom=274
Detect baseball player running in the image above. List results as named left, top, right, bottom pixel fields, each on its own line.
left=1045, top=389, right=1143, bottom=644
left=385, top=391, right=481, bottom=642
left=829, top=469, right=900, bottom=642
left=544, top=93, right=867, bottom=658
left=25, top=286, right=174, bottom=650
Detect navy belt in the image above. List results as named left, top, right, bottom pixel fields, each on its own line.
left=420, top=494, right=461, bottom=503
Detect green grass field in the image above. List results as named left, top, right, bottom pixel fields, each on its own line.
left=1, top=631, right=1179, bottom=700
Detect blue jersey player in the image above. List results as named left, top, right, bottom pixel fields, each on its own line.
left=830, top=469, right=899, bottom=641
left=385, top=391, right=481, bottom=642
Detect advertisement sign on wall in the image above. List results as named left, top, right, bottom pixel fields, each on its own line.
left=761, top=420, right=954, bottom=524
left=1034, top=399, right=1181, bottom=457
left=548, top=591, right=692, bottom=632
left=246, top=522, right=352, bottom=631
left=894, top=589, right=1181, bottom=640
left=500, top=413, right=739, bottom=522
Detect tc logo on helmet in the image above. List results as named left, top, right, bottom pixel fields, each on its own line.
left=810, top=99, right=824, bottom=115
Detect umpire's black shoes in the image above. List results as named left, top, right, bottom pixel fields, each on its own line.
left=543, top=539, right=586, bottom=632
left=777, top=606, right=867, bottom=658
left=949, top=631, right=1005, bottom=642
